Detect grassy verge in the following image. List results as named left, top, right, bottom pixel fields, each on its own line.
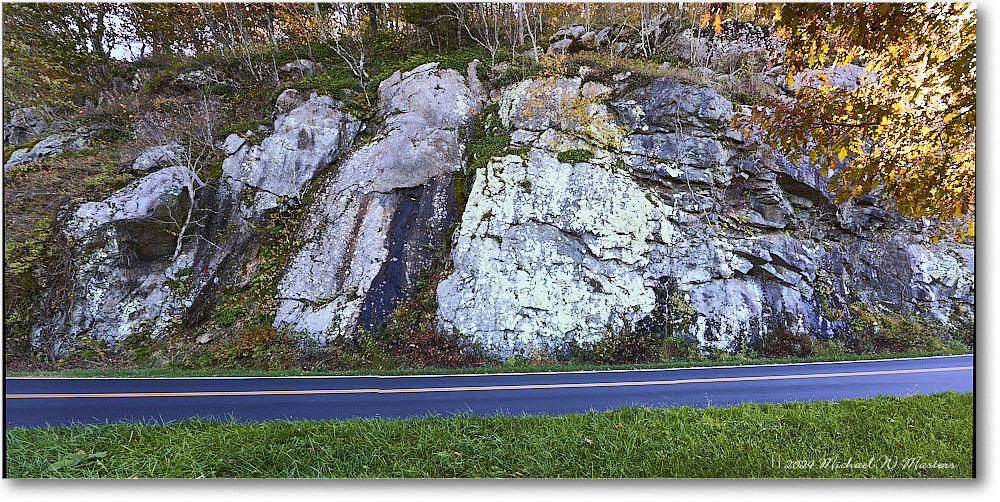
left=4, top=392, right=972, bottom=478
left=5, top=348, right=971, bottom=379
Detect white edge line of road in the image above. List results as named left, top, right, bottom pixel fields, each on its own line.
left=4, top=354, right=973, bottom=381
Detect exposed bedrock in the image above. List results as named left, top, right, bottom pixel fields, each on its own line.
left=273, top=62, right=483, bottom=342
left=57, top=90, right=362, bottom=346
left=439, top=75, right=974, bottom=360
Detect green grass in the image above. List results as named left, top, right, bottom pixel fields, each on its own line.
left=5, top=348, right=970, bottom=379
left=4, top=392, right=972, bottom=478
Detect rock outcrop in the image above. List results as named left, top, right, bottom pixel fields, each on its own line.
left=274, top=62, right=482, bottom=341
left=540, top=18, right=779, bottom=73
left=129, top=143, right=184, bottom=173
left=278, top=59, right=322, bottom=78
left=4, top=107, right=50, bottom=147
left=439, top=74, right=974, bottom=359
left=58, top=89, right=362, bottom=345
left=223, top=89, right=361, bottom=219
left=4, top=127, right=97, bottom=172
left=38, top=51, right=973, bottom=361
left=64, top=166, right=197, bottom=343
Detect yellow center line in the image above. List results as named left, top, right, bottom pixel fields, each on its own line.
left=5, top=366, right=972, bottom=399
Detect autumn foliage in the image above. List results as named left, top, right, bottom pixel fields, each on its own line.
left=738, top=3, right=975, bottom=238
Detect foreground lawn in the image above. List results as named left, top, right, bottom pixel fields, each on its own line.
left=5, top=392, right=972, bottom=478
left=5, top=349, right=971, bottom=378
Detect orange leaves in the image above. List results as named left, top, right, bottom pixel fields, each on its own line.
left=699, top=13, right=723, bottom=34
left=742, top=2, right=975, bottom=236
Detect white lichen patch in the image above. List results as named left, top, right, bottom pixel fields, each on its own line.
left=687, top=279, right=766, bottom=349
left=438, top=148, right=659, bottom=359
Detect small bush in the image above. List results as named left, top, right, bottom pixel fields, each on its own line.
left=847, top=303, right=950, bottom=354
left=650, top=53, right=684, bottom=67
left=811, top=339, right=848, bottom=358
left=758, top=327, right=815, bottom=358
left=214, top=119, right=272, bottom=141
left=213, top=326, right=300, bottom=371
left=557, top=148, right=594, bottom=164
left=571, top=317, right=662, bottom=365
left=292, top=70, right=360, bottom=99
left=466, top=102, right=511, bottom=174
left=660, top=335, right=701, bottom=360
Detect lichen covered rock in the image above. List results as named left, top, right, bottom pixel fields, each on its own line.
left=4, top=127, right=96, bottom=172
left=439, top=73, right=974, bottom=359
left=64, top=166, right=197, bottom=343
left=437, top=150, right=658, bottom=358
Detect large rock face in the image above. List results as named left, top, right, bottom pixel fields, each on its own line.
left=57, top=90, right=361, bottom=345
left=437, top=149, right=659, bottom=357
left=273, top=62, right=482, bottom=341
left=64, top=166, right=196, bottom=342
left=223, top=89, right=361, bottom=219
left=439, top=75, right=974, bottom=359
left=39, top=58, right=973, bottom=361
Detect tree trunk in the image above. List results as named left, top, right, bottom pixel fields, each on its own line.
left=313, top=2, right=327, bottom=41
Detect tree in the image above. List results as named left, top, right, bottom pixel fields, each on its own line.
left=148, top=94, right=218, bottom=261
left=450, top=3, right=512, bottom=66
left=2, top=2, right=122, bottom=110
left=324, top=3, right=374, bottom=106
left=737, top=3, right=975, bottom=238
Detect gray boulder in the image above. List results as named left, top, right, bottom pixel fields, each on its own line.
left=130, top=143, right=183, bottom=172
left=172, top=69, right=218, bottom=89
left=65, top=166, right=197, bottom=343
left=546, top=38, right=573, bottom=54
left=220, top=134, right=247, bottom=155
left=4, top=107, right=50, bottom=147
left=620, top=78, right=734, bottom=135
left=222, top=90, right=361, bottom=219
left=53, top=88, right=363, bottom=347
left=500, top=77, right=582, bottom=131
left=577, top=31, right=598, bottom=50
left=4, top=127, right=95, bottom=172
left=278, top=59, right=320, bottom=78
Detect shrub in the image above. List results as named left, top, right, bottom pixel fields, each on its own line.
left=757, top=327, right=815, bottom=358
left=571, top=316, right=662, bottom=365
left=847, top=303, right=950, bottom=354
left=213, top=326, right=300, bottom=371
left=811, top=339, right=848, bottom=357
left=377, top=267, right=491, bottom=369
left=292, top=70, right=360, bottom=100
left=557, top=148, right=594, bottom=164
left=466, top=102, right=511, bottom=173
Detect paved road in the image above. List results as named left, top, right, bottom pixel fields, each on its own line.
left=5, top=354, right=973, bottom=428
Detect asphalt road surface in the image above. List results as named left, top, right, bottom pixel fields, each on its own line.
left=5, top=354, right=973, bottom=428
